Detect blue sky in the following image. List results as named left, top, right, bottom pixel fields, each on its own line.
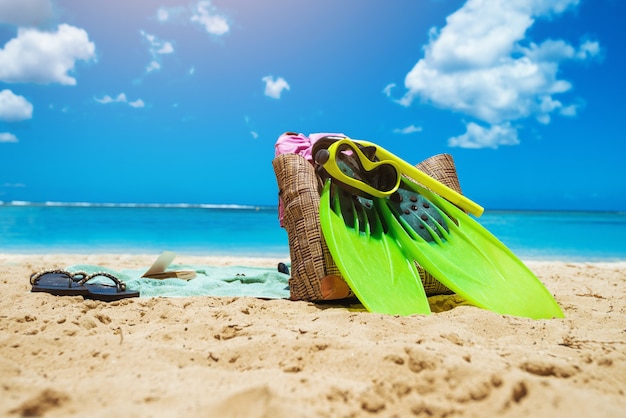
left=0, top=0, right=624, bottom=210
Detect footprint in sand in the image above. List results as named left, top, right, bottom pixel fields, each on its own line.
left=10, top=388, right=70, bottom=416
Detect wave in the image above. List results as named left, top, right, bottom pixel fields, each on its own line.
left=0, top=200, right=276, bottom=210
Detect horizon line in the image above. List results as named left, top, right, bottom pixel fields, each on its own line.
left=0, top=200, right=624, bottom=214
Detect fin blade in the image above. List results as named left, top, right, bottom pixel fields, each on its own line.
left=320, top=181, right=431, bottom=315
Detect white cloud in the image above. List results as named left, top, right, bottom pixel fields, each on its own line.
left=383, top=83, right=396, bottom=97
left=140, top=31, right=175, bottom=73
left=157, top=42, right=174, bottom=54
left=140, top=31, right=175, bottom=55
left=262, top=76, right=290, bottom=99
left=397, top=0, right=597, bottom=149
left=95, top=93, right=127, bottom=104
left=191, top=1, right=229, bottom=35
left=0, top=132, right=18, bottom=143
left=146, top=61, right=160, bottom=72
left=129, top=99, right=145, bottom=108
left=0, top=0, right=54, bottom=27
left=0, top=89, right=33, bottom=121
left=576, top=40, right=601, bottom=60
left=0, top=24, right=95, bottom=85
left=393, top=124, right=423, bottom=135
left=448, top=122, right=520, bottom=149
left=157, top=8, right=170, bottom=22
left=243, top=116, right=258, bottom=138
left=95, top=93, right=144, bottom=108
left=560, top=104, right=578, bottom=117
left=521, top=38, right=601, bottom=65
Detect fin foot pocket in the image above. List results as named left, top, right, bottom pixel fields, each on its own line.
left=387, top=185, right=449, bottom=242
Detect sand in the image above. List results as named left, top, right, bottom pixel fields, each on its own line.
left=1, top=253, right=625, bottom=417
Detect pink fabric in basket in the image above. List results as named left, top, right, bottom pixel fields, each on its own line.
left=275, top=132, right=346, bottom=226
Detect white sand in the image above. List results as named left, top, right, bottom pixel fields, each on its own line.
left=1, top=254, right=625, bottom=417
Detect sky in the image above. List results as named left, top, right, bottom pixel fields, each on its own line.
left=0, top=0, right=624, bottom=211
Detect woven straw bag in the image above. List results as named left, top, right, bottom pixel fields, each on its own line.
left=272, top=152, right=462, bottom=301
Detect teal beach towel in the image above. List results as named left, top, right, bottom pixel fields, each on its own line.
left=67, top=263, right=290, bottom=299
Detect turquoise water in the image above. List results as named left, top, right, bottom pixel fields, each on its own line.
left=477, top=210, right=626, bottom=261
left=0, top=203, right=289, bottom=257
left=1, top=203, right=625, bottom=261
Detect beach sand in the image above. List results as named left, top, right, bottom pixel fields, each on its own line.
left=1, top=254, right=625, bottom=417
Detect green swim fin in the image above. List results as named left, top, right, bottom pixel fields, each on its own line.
left=378, top=180, right=564, bottom=319
left=318, top=138, right=563, bottom=319
left=319, top=180, right=431, bottom=315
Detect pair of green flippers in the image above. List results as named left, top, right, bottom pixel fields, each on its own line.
left=317, top=138, right=564, bottom=319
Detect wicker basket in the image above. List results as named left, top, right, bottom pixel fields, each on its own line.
left=272, top=152, right=462, bottom=301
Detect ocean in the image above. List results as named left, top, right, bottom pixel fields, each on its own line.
left=1, top=202, right=625, bottom=261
